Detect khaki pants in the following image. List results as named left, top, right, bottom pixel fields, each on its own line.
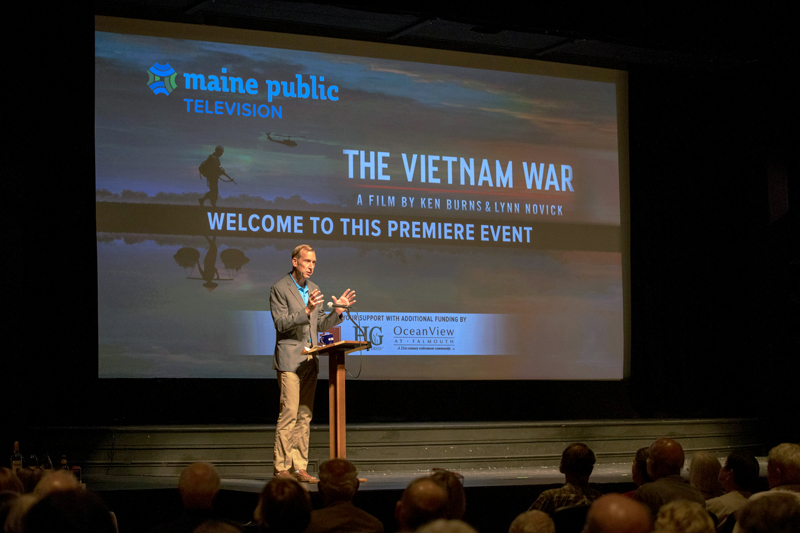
left=273, top=358, right=317, bottom=472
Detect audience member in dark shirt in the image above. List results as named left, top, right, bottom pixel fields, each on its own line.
left=305, top=459, right=383, bottom=533
left=706, top=451, right=760, bottom=528
left=528, top=443, right=603, bottom=515
left=252, top=477, right=311, bottom=533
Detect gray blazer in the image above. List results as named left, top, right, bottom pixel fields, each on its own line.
left=270, top=273, right=342, bottom=372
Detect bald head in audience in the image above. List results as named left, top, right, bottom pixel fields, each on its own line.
left=33, top=470, right=80, bottom=497
left=179, top=462, right=221, bottom=510
left=396, top=476, right=449, bottom=531
left=648, top=438, right=685, bottom=480
left=509, top=510, right=555, bottom=533
left=583, top=494, right=652, bottom=533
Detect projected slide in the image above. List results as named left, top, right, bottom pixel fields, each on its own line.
left=95, top=18, right=626, bottom=380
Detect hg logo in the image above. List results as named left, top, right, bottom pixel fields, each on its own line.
left=147, top=63, right=178, bottom=95
left=355, top=326, right=384, bottom=345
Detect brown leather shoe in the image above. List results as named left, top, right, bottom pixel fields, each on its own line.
left=293, top=469, right=318, bottom=483
left=275, top=470, right=294, bottom=479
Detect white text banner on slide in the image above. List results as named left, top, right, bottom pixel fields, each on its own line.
left=230, top=312, right=516, bottom=356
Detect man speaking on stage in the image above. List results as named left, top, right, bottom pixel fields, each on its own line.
left=270, top=244, right=356, bottom=482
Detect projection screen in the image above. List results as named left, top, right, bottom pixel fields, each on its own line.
left=95, top=16, right=630, bottom=380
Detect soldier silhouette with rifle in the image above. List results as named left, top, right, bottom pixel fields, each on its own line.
left=199, top=145, right=236, bottom=208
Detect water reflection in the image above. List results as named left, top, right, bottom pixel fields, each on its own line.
left=172, top=235, right=249, bottom=292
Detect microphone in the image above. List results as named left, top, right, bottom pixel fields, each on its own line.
left=327, top=302, right=352, bottom=309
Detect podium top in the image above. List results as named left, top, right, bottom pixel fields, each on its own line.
left=302, top=340, right=370, bottom=356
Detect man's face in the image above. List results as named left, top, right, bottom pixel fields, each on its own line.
left=292, top=250, right=316, bottom=280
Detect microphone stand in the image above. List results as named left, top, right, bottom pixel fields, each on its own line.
left=329, top=304, right=371, bottom=350
left=330, top=305, right=369, bottom=379
left=344, top=307, right=371, bottom=352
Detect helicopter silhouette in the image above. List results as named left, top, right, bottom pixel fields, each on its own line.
left=265, top=132, right=298, bottom=147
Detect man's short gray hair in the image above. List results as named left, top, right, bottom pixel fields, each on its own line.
left=508, top=510, right=555, bottom=533
left=292, top=244, right=315, bottom=259
left=768, top=443, right=800, bottom=485
left=653, top=500, right=714, bottom=533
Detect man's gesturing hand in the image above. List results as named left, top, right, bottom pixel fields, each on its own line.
left=332, top=289, right=356, bottom=316
left=305, top=289, right=324, bottom=316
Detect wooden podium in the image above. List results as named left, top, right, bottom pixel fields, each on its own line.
left=303, top=340, right=370, bottom=458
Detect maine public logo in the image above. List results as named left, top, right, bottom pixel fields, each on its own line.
left=147, top=63, right=178, bottom=95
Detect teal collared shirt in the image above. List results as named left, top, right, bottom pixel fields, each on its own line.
left=289, top=273, right=309, bottom=305
left=289, top=273, right=311, bottom=344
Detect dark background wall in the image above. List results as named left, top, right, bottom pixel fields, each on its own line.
left=7, top=9, right=797, bottom=444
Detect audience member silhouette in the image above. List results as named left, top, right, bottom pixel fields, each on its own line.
left=0, top=468, right=23, bottom=493
left=706, top=451, right=760, bottom=528
left=305, top=459, right=383, bottom=533
left=529, top=443, right=603, bottom=515
left=23, top=489, right=117, bottom=533
left=416, top=519, right=478, bottom=533
left=765, top=443, right=800, bottom=493
left=194, top=519, right=244, bottom=533
left=16, top=467, right=45, bottom=494
left=583, top=494, right=652, bottom=533
left=149, top=461, right=222, bottom=533
left=431, top=468, right=467, bottom=521
left=632, top=447, right=653, bottom=485
left=395, top=476, right=449, bottom=532
left=253, top=477, right=312, bottom=533
left=633, top=438, right=705, bottom=517
left=623, top=447, right=653, bottom=498
left=732, top=443, right=800, bottom=533
left=508, top=510, right=555, bottom=533
left=2, top=493, right=38, bottom=533
left=737, top=491, right=800, bottom=533
left=689, top=452, right=725, bottom=500
left=33, top=469, right=80, bottom=497
left=652, top=499, right=714, bottom=533
left=0, top=491, right=21, bottom=531
left=11, top=440, right=798, bottom=533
